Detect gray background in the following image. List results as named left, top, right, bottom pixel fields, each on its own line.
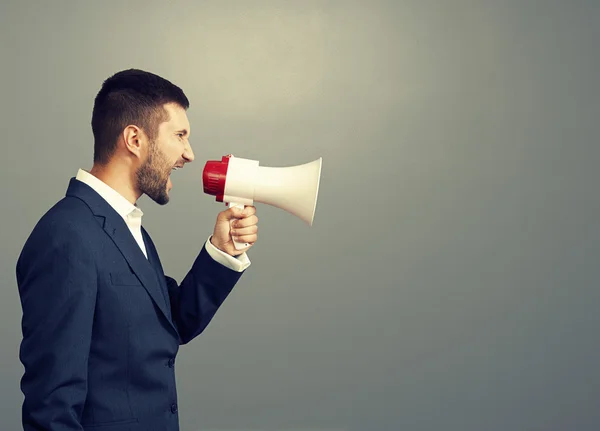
left=1, top=1, right=599, bottom=430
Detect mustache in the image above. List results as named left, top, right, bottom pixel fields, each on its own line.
left=170, top=159, right=186, bottom=170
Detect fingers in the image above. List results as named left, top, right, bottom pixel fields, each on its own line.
left=232, top=232, right=257, bottom=245
left=231, top=215, right=257, bottom=229
left=230, top=224, right=257, bottom=237
left=223, top=205, right=256, bottom=221
left=230, top=215, right=258, bottom=243
left=234, top=205, right=256, bottom=218
left=217, top=205, right=259, bottom=248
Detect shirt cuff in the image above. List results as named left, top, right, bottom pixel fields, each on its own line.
left=204, top=236, right=251, bottom=272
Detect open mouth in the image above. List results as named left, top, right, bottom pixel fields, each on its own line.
left=168, top=165, right=183, bottom=188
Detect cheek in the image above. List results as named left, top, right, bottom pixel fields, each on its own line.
left=168, top=143, right=183, bottom=162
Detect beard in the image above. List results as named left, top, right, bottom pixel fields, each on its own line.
left=135, top=139, right=172, bottom=205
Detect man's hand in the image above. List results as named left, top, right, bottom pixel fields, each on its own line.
left=210, top=205, right=258, bottom=256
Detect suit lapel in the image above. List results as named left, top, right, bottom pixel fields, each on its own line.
left=143, top=229, right=167, bottom=290
left=66, top=178, right=178, bottom=334
left=142, top=228, right=173, bottom=321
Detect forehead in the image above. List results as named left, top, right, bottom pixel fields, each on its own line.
left=160, top=103, right=190, bottom=131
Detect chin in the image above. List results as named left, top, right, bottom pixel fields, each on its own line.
left=159, top=191, right=170, bottom=204
left=147, top=191, right=170, bottom=206
left=140, top=177, right=171, bottom=205
left=154, top=196, right=170, bottom=206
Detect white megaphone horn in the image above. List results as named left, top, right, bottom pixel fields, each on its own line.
left=202, top=154, right=322, bottom=250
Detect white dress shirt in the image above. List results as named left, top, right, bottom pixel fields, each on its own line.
left=75, top=169, right=251, bottom=272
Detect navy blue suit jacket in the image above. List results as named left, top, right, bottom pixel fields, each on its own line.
left=16, top=178, right=244, bottom=431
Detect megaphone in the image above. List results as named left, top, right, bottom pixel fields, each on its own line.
left=202, top=154, right=322, bottom=250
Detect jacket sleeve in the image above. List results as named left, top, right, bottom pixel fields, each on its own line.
left=17, top=223, right=97, bottom=430
left=166, top=244, right=244, bottom=345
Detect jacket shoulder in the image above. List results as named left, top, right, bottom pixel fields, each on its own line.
left=35, top=195, right=98, bottom=232
left=17, top=196, right=101, bottom=265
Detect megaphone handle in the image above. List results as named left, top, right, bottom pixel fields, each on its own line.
left=227, top=202, right=251, bottom=250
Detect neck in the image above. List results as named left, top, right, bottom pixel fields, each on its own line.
left=89, top=162, right=140, bottom=205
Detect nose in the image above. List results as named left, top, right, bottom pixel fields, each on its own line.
left=183, top=141, right=195, bottom=163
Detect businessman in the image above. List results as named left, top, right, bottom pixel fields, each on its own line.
left=16, top=69, right=258, bottom=430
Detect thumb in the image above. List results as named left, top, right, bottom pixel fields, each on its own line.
left=220, top=205, right=245, bottom=221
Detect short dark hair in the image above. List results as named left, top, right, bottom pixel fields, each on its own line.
left=91, top=69, right=190, bottom=164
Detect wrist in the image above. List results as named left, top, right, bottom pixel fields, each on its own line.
left=209, top=235, right=223, bottom=251
left=209, top=235, right=238, bottom=257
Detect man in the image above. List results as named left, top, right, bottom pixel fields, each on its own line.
left=16, top=69, right=258, bottom=430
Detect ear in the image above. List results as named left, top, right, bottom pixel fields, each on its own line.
left=122, top=125, right=146, bottom=158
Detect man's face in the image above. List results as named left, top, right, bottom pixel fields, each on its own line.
left=136, top=103, right=194, bottom=205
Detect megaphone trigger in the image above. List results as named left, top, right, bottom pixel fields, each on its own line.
left=227, top=201, right=251, bottom=250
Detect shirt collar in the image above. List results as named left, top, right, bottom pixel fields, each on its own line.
left=75, top=169, right=143, bottom=219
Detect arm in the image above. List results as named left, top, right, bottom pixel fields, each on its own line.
left=167, top=243, right=244, bottom=344
left=17, top=224, right=97, bottom=430
left=168, top=205, right=258, bottom=344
